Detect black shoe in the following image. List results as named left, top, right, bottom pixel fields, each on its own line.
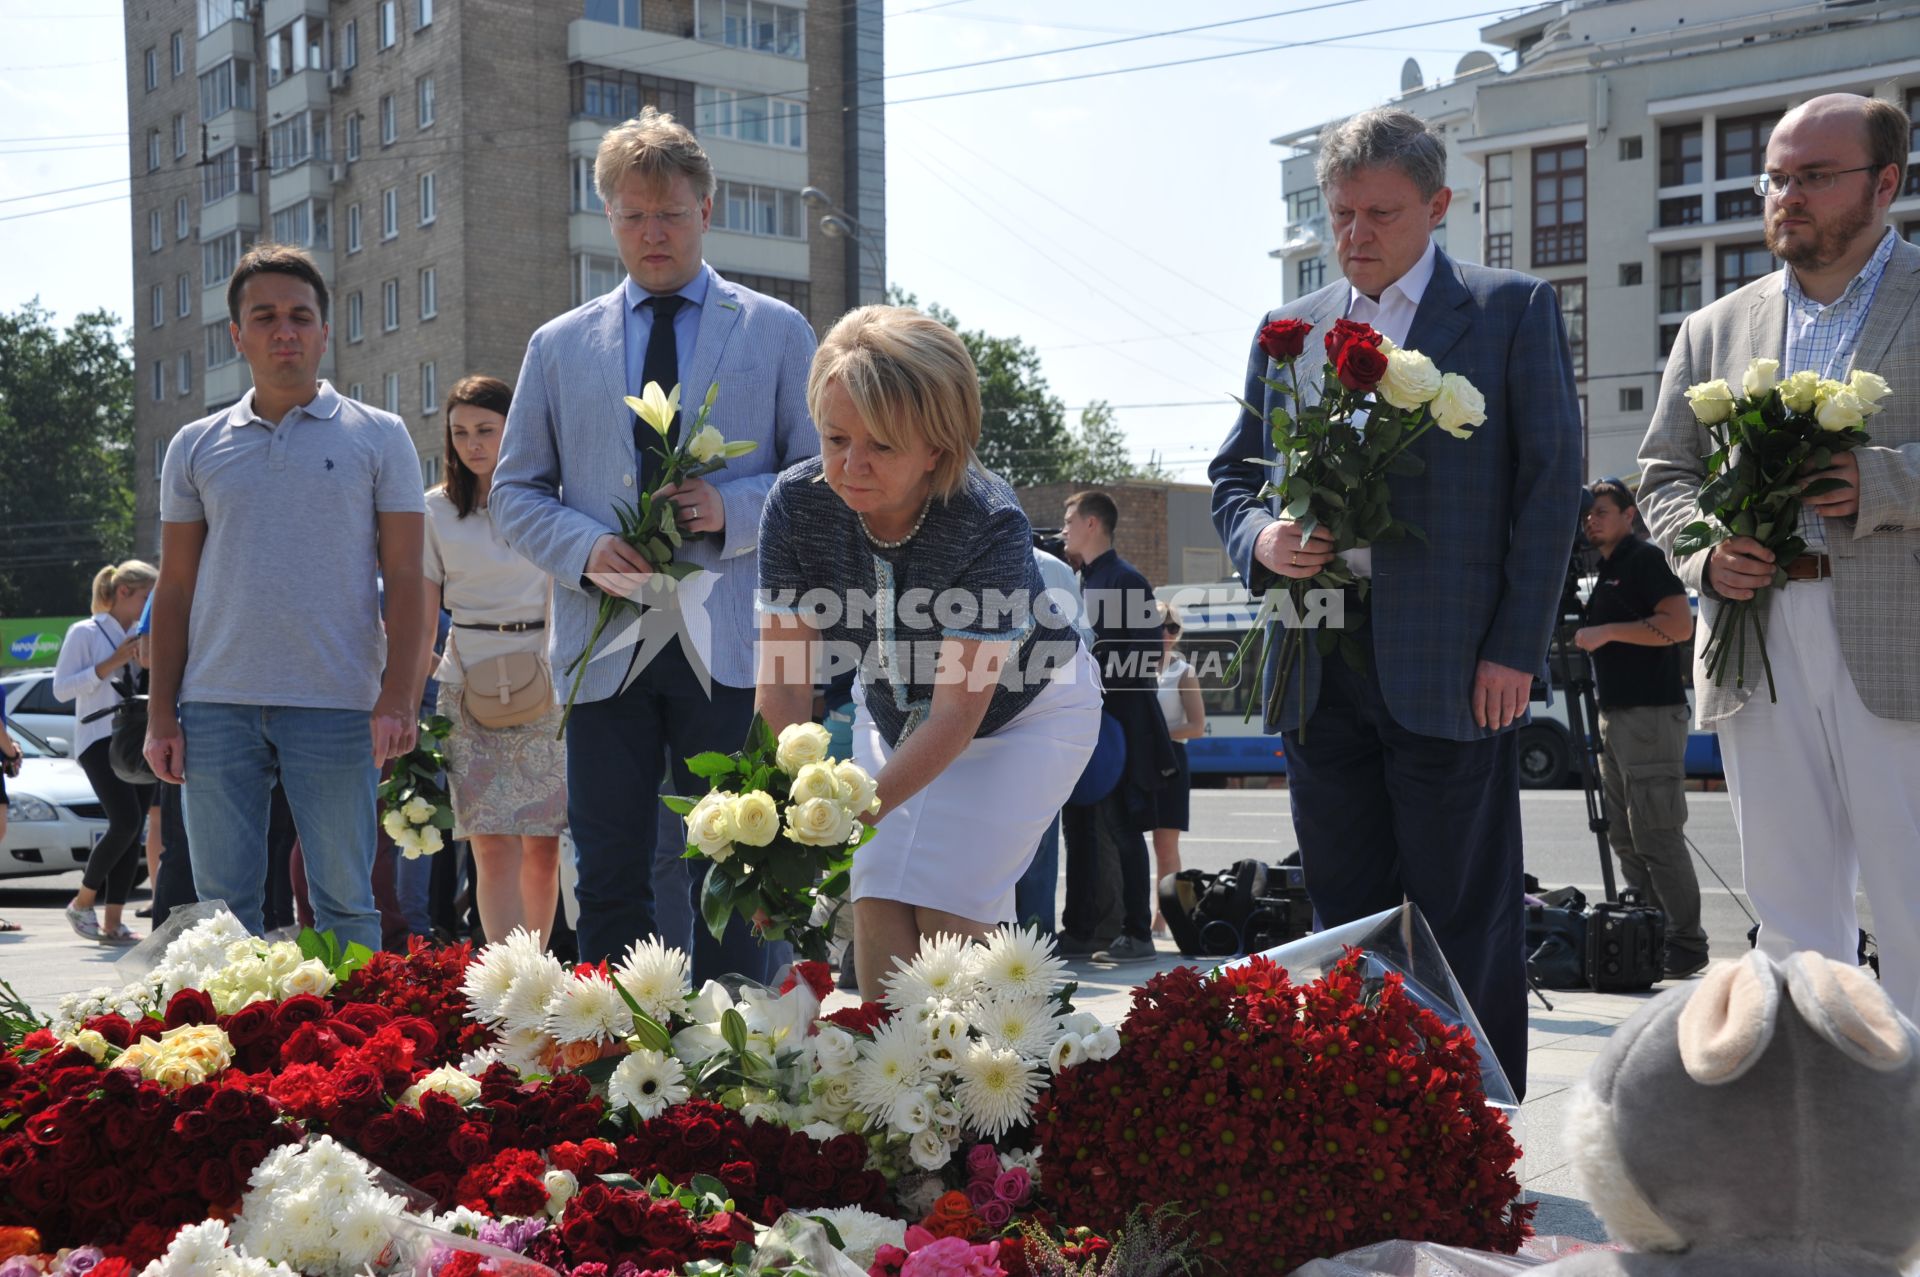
left=1663, top=951, right=1711, bottom=980
left=1054, top=932, right=1100, bottom=959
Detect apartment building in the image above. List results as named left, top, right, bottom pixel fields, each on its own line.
left=1270, top=0, right=1920, bottom=480
left=124, top=0, right=885, bottom=554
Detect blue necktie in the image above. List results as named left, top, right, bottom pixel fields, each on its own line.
left=637, top=293, right=685, bottom=492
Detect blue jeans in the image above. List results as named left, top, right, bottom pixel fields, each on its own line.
left=1014, top=815, right=1060, bottom=934
left=179, top=702, right=382, bottom=952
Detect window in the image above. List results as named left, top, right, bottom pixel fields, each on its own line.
left=346, top=113, right=361, bottom=162
left=1618, top=135, right=1642, bottom=162
left=149, top=209, right=164, bottom=252
left=378, top=0, right=398, bottom=49
left=1658, top=195, right=1702, bottom=227
left=198, top=59, right=253, bottom=120
left=347, top=202, right=363, bottom=252
left=202, top=230, right=242, bottom=287
left=343, top=19, right=358, bottom=69
left=173, top=113, right=188, bottom=159
left=573, top=158, right=604, bottom=213
left=417, top=76, right=435, bottom=128
left=696, top=86, right=806, bottom=148
left=419, top=267, right=437, bottom=319
left=1659, top=124, right=1702, bottom=186
left=380, top=95, right=396, bottom=145
left=268, top=112, right=329, bottom=172
left=1717, top=113, right=1773, bottom=182
left=176, top=196, right=191, bottom=240
left=1717, top=243, right=1775, bottom=296
left=171, top=32, right=185, bottom=78
left=1483, top=151, right=1512, bottom=269
left=178, top=352, right=193, bottom=397
left=206, top=321, right=239, bottom=369
left=1296, top=257, right=1325, bottom=294
left=1715, top=188, right=1763, bottom=222
left=151, top=285, right=166, bottom=329
left=347, top=291, right=364, bottom=342
left=1659, top=250, right=1702, bottom=314
left=1908, top=219, right=1920, bottom=247
left=584, top=0, right=641, bottom=28
left=1908, top=89, right=1920, bottom=197
left=348, top=382, right=364, bottom=402
left=145, top=48, right=158, bottom=92
left=1532, top=143, right=1586, bottom=266
left=420, top=361, right=437, bottom=414
left=423, top=456, right=441, bottom=487
left=418, top=172, right=436, bottom=224
left=271, top=199, right=331, bottom=248
left=152, top=361, right=167, bottom=403
left=416, top=0, right=434, bottom=29
left=570, top=64, right=694, bottom=123
left=1619, top=261, right=1643, bottom=287
left=382, top=187, right=399, bottom=238
left=575, top=253, right=623, bottom=303
left=1619, top=386, right=1644, bottom=413
left=147, top=130, right=161, bottom=173
left=383, top=278, right=400, bottom=331
left=198, top=0, right=244, bottom=37
left=177, top=273, right=192, bottom=318
left=267, top=15, right=329, bottom=85
left=384, top=372, right=401, bottom=414
left=695, top=0, right=805, bottom=59
left=1554, top=279, right=1586, bottom=380
left=713, top=180, right=804, bottom=239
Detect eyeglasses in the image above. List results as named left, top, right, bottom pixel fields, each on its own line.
left=1752, top=166, right=1880, bottom=198
left=607, top=206, right=699, bottom=231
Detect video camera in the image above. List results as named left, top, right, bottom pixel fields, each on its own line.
left=1160, top=856, right=1315, bottom=958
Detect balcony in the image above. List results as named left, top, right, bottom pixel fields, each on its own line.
left=204, top=358, right=250, bottom=411
left=568, top=20, right=807, bottom=97
left=199, top=191, right=261, bottom=243
left=1272, top=215, right=1326, bottom=258
left=262, top=0, right=329, bottom=33
left=267, top=66, right=331, bottom=123
left=268, top=159, right=334, bottom=210
left=197, top=16, right=253, bottom=71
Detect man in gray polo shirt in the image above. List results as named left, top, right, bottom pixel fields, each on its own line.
left=145, top=244, right=427, bottom=952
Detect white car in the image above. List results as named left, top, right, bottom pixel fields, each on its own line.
left=3, top=721, right=109, bottom=880
left=2, top=671, right=76, bottom=757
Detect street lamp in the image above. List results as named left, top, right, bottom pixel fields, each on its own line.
left=802, top=186, right=884, bottom=300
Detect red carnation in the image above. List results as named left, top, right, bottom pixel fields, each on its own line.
left=1258, top=318, right=1314, bottom=363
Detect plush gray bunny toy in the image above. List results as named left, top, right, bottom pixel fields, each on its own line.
left=1535, top=949, right=1920, bottom=1277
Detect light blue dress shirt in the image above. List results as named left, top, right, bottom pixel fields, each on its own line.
left=622, top=264, right=712, bottom=407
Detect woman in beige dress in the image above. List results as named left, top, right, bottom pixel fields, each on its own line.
left=422, top=375, right=567, bottom=944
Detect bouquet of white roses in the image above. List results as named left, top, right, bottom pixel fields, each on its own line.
left=1671, top=359, right=1888, bottom=698
left=379, top=714, right=453, bottom=859
left=666, top=717, right=880, bottom=964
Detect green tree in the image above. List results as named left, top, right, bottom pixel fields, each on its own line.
left=1070, top=399, right=1169, bottom=484
left=0, top=301, right=136, bottom=617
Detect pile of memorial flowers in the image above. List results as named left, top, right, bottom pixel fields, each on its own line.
left=0, top=911, right=1532, bottom=1276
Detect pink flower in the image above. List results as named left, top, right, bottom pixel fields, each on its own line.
left=901, top=1237, right=1003, bottom=1277
left=992, top=1167, right=1030, bottom=1206
left=870, top=1245, right=909, bottom=1277
left=965, top=1179, right=997, bottom=1210
left=964, top=1144, right=1000, bottom=1181
left=978, top=1199, right=1013, bottom=1229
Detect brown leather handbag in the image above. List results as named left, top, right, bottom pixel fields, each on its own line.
left=453, top=626, right=552, bottom=729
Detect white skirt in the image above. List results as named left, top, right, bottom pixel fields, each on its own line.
left=850, top=646, right=1103, bottom=925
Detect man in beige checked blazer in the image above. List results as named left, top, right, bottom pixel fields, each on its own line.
left=1639, top=94, right=1920, bottom=1016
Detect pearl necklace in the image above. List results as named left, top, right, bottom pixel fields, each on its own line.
left=860, top=495, right=934, bottom=549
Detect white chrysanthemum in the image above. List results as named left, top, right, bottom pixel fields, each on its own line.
left=971, top=926, right=1069, bottom=1001
left=967, top=991, right=1061, bottom=1061
left=495, top=956, right=571, bottom=1035
left=429, top=1205, right=492, bottom=1238
left=494, top=1025, right=558, bottom=1076
left=332, top=1199, right=399, bottom=1269
left=613, top=936, right=693, bottom=1024
left=802, top=1206, right=907, bottom=1269
left=151, top=1218, right=237, bottom=1272
left=608, top=1048, right=690, bottom=1119
left=953, top=1040, right=1043, bottom=1139
left=882, top=933, right=976, bottom=1011
left=547, top=972, right=635, bottom=1046
left=1049, top=1033, right=1087, bottom=1073
left=850, top=1015, right=931, bottom=1114
left=460, top=929, right=552, bottom=1024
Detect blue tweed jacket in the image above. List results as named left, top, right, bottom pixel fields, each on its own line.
left=1209, top=248, right=1582, bottom=742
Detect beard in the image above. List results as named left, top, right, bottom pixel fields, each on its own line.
left=1765, top=185, right=1878, bottom=269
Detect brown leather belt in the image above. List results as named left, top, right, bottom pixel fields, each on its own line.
left=1784, top=553, right=1832, bottom=582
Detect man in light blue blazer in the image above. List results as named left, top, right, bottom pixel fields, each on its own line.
left=1210, top=109, right=1581, bottom=1098
left=492, top=108, right=818, bottom=973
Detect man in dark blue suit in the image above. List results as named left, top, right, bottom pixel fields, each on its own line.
left=1210, top=108, right=1581, bottom=1097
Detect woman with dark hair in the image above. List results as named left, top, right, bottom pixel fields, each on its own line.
left=420, top=375, right=567, bottom=944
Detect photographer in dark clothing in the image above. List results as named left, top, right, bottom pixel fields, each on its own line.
left=1573, top=477, right=1709, bottom=978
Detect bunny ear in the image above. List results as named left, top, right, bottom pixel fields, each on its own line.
left=1678, top=950, right=1783, bottom=1084
left=1784, top=951, right=1914, bottom=1071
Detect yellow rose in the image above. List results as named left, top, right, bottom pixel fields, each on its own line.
left=1815, top=387, right=1865, bottom=432
left=785, top=796, right=854, bottom=847
left=62, top=1029, right=109, bottom=1062
left=1377, top=347, right=1443, bottom=412
left=1430, top=373, right=1488, bottom=439
left=281, top=958, right=338, bottom=999
left=1847, top=368, right=1891, bottom=409
left=775, top=721, right=832, bottom=773
left=403, top=796, right=434, bottom=824
left=686, top=790, right=737, bottom=859
left=787, top=761, right=844, bottom=805
left=833, top=760, right=880, bottom=815
left=1684, top=379, right=1736, bottom=425
left=687, top=424, right=726, bottom=464
left=382, top=809, right=410, bottom=841
left=729, top=790, right=780, bottom=847
left=1778, top=370, right=1820, bottom=412
left=1742, top=358, right=1780, bottom=399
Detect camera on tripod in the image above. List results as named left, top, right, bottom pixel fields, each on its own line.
left=1160, top=857, right=1315, bottom=958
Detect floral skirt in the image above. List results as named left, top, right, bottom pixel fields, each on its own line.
left=436, top=683, right=569, bottom=839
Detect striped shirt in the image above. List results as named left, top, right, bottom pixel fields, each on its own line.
left=1781, top=226, right=1896, bottom=552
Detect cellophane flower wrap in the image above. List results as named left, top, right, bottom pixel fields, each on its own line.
left=1670, top=360, right=1886, bottom=698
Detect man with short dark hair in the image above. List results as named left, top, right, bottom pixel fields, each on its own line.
left=1573, top=478, right=1708, bottom=978
left=1211, top=107, right=1582, bottom=1098
left=1057, top=489, right=1172, bottom=963
left=146, top=243, right=427, bottom=953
